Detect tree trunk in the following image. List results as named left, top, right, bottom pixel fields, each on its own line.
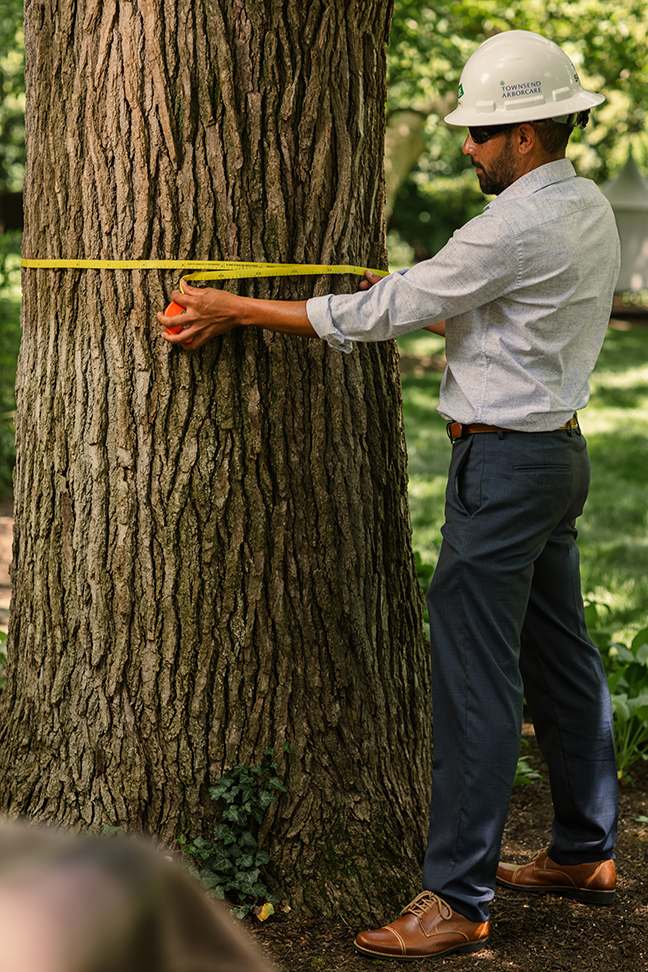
left=0, top=0, right=432, bottom=919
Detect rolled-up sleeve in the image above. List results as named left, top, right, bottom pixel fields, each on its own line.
left=305, top=213, right=518, bottom=352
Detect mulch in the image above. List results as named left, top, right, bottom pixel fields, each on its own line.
left=250, top=729, right=648, bottom=972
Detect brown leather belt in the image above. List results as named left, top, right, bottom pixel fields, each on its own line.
left=447, top=414, right=579, bottom=442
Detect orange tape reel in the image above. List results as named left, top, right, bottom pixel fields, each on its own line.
left=164, top=300, right=194, bottom=344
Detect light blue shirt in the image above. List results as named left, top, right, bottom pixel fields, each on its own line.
left=306, top=159, right=620, bottom=431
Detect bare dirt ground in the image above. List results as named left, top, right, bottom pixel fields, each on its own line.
left=250, top=730, right=648, bottom=972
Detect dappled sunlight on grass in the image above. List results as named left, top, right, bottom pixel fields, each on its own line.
left=398, top=331, right=445, bottom=359
left=398, top=324, right=648, bottom=634
left=397, top=331, right=449, bottom=560
left=579, top=327, right=648, bottom=630
left=407, top=476, right=446, bottom=563
left=586, top=576, right=648, bottom=615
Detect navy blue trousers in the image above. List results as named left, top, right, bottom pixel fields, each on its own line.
left=422, top=427, right=618, bottom=923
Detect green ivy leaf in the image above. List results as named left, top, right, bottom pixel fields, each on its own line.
left=202, top=870, right=226, bottom=890
left=222, top=806, right=243, bottom=825
left=209, top=782, right=233, bottom=802
left=238, top=831, right=258, bottom=850
left=258, top=790, right=277, bottom=809
left=186, top=747, right=287, bottom=912
left=250, top=805, right=265, bottom=825
left=212, top=824, right=232, bottom=842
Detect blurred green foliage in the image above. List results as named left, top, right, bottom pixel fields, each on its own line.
left=388, top=1, right=648, bottom=259
left=0, top=0, right=24, bottom=195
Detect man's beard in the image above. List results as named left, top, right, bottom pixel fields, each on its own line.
left=472, top=135, right=518, bottom=195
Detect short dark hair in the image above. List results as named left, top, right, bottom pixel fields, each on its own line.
left=528, top=118, right=574, bottom=155
left=530, top=110, right=590, bottom=156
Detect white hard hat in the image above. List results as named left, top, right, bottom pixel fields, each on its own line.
left=444, top=30, right=605, bottom=127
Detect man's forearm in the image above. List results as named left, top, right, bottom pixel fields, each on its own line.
left=238, top=297, right=316, bottom=338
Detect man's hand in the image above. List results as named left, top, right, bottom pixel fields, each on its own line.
left=158, top=283, right=316, bottom=350
left=158, top=282, right=245, bottom=350
left=358, top=269, right=385, bottom=291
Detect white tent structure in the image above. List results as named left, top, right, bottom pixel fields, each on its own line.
left=600, top=152, right=648, bottom=293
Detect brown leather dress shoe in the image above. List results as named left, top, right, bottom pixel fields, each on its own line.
left=354, top=891, right=489, bottom=962
left=496, top=848, right=616, bottom=905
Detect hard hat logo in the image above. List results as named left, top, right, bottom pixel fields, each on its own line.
left=445, top=29, right=605, bottom=128
left=501, top=80, right=542, bottom=100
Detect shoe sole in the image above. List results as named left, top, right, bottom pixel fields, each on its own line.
left=354, top=938, right=488, bottom=962
left=496, top=876, right=615, bottom=906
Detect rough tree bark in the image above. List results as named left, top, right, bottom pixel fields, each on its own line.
left=0, top=0, right=433, bottom=918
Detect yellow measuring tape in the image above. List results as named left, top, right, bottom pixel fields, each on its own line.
left=21, top=257, right=389, bottom=344
left=20, top=258, right=388, bottom=282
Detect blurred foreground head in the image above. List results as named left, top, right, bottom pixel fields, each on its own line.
left=0, top=819, right=275, bottom=972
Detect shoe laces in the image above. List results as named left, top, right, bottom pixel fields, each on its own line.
left=400, top=891, right=453, bottom=921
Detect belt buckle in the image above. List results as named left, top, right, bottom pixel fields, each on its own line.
left=446, top=421, right=463, bottom=442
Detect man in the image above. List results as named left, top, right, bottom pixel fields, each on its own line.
left=159, top=30, right=620, bottom=963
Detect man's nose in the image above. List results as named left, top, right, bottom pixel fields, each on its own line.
left=463, top=134, right=476, bottom=156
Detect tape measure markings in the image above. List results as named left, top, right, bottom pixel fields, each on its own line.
left=21, top=258, right=389, bottom=280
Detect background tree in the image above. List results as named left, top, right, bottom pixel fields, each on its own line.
left=0, top=0, right=433, bottom=920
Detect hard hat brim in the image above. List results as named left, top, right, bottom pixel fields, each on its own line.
left=444, top=89, right=605, bottom=128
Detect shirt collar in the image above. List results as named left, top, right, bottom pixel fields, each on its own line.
left=484, top=158, right=577, bottom=210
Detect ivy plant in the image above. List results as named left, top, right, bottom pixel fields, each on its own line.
left=180, top=747, right=288, bottom=919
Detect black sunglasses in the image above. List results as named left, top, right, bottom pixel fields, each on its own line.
left=468, top=123, right=519, bottom=144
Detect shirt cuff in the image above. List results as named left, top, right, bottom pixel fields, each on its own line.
left=306, top=295, right=354, bottom=354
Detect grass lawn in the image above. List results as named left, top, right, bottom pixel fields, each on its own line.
left=397, top=322, right=648, bottom=640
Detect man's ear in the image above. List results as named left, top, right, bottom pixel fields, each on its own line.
left=516, top=123, right=537, bottom=156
